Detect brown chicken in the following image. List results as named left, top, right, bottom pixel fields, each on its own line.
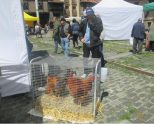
left=67, top=70, right=94, bottom=105
left=45, top=75, right=66, bottom=97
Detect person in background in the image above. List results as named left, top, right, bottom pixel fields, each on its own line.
left=79, top=7, right=106, bottom=76
left=25, top=24, right=29, bottom=36
left=25, top=35, right=33, bottom=60
left=145, top=29, right=150, bottom=51
left=44, top=24, right=49, bottom=34
left=52, top=17, right=62, bottom=54
left=59, top=18, right=71, bottom=57
left=35, top=23, right=42, bottom=38
left=71, top=18, right=80, bottom=48
left=147, top=22, right=151, bottom=31
left=131, top=18, right=145, bottom=54
left=149, top=20, right=154, bottom=52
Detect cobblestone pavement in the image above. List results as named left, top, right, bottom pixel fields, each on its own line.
left=97, top=65, right=154, bottom=123
left=0, top=33, right=154, bottom=123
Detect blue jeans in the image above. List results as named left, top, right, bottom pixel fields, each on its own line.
left=61, top=37, right=69, bottom=57
left=54, top=36, right=61, bottom=53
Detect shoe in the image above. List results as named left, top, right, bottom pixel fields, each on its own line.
left=104, top=60, right=107, bottom=64
left=129, top=50, right=133, bottom=52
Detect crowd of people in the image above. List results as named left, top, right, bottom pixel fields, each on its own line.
left=52, top=7, right=106, bottom=70
left=26, top=7, right=154, bottom=68
left=25, top=22, right=49, bottom=37
left=131, top=18, right=154, bottom=53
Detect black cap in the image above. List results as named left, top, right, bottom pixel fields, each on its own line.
left=60, top=18, right=66, bottom=21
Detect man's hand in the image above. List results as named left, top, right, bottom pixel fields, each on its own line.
left=81, top=38, right=85, bottom=44
left=67, top=33, right=71, bottom=39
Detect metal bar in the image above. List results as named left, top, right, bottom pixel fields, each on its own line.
left=109, top=62, right=154, bottom=77
left=93, top=59, right=101, bottom=117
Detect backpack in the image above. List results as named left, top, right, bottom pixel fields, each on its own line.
left=72, top=23, right=79, bottom=35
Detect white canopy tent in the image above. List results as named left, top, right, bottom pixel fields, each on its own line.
left=0, top=0, right=30, bottom=97
left=93, top=0, right=143, bottom=40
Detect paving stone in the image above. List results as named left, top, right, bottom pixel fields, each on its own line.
left=133, top=101, right=143, bottom=109
left=144, top=102, right=153, bottom=108
left=148, top=106, right=154, bottom=114
left=109, top=99, right=121, bottom=107
left=147, top=117, right=154, bottom=123
left=106, top=116, right=117, bottom=123
left=142, top=112, right=153, bottom=122
left=116, top=92, right=127, bottom=99
left=151, top=97, right=154, bottom=103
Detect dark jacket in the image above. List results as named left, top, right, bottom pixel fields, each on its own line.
left=59, top=22, right=71, bottom=38
left=131, top=21, right=145, bottom=40
left=79, top=16, right=103, bottom=47
left=72, top=22, right=79, bottom=32
left=53, top=20, right=60, bottom=37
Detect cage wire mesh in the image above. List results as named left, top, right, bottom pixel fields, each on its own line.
left=30, top=56, right=101, bottom=123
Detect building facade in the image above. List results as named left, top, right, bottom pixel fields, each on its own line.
left=23, top=0, right=101, bottom=26
left=23, top=0, right=154, bottom=26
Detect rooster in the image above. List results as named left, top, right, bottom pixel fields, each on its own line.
left=67, top=70, right=94, bottom=105
left=45, top=75, right=66, bottom=97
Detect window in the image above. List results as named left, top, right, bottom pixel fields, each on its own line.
left=23, top=1, right=29, bottom=10
left=38, top=1, right=43, bottom=10
left=134, top=1, right=139, bottom=5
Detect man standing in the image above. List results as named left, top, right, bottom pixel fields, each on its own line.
left=53, top=17, right=61, bottom=53
left=59, top=18, right=71, bottom=57
left=71, top=18, right=80, bottom=48
left=79, top=8, right=105, bottom=75
left=131, top=18, right=145, bottom=54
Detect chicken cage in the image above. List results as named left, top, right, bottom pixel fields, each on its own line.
left=30, top=56, right=103, bottom=123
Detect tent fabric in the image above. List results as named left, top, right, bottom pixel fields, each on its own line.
left=0, top=0, right=30, bottom=97
left=93, top=0, right=143, bottom=40
left=24, top=12, right=39, bottom=21
left=143, top=2, right=154, bottom=11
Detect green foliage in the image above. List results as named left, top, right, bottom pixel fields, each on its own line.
left=118, top=105, right=138, bottom=121
left=115, top=52, right=154, bottom=73
left=150, top=88, right=154, bottom=96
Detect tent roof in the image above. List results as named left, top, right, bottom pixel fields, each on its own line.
left=92, top=0, right=143, bottom=40
left=24, top=12, right=39, bottom=21
left=94, top=0, right=142, bottom=8
left=143, top=2, right=154, bottom=11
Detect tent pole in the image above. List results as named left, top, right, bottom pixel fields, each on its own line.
left=35, top=0, right=40, bottom=23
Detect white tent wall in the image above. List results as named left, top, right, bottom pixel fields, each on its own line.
left=0, top=0, right=30, bottom=97
left=93, top=0, right=143, bottom=40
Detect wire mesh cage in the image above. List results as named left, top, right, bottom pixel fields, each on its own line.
left=30, top=56, right=102, bottom=123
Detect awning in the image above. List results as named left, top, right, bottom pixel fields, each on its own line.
left=24, top=12, right=39, bottom=21
left=80, top=0, right=98, bottom=3
left=143, top=2, right=154, bottom=11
